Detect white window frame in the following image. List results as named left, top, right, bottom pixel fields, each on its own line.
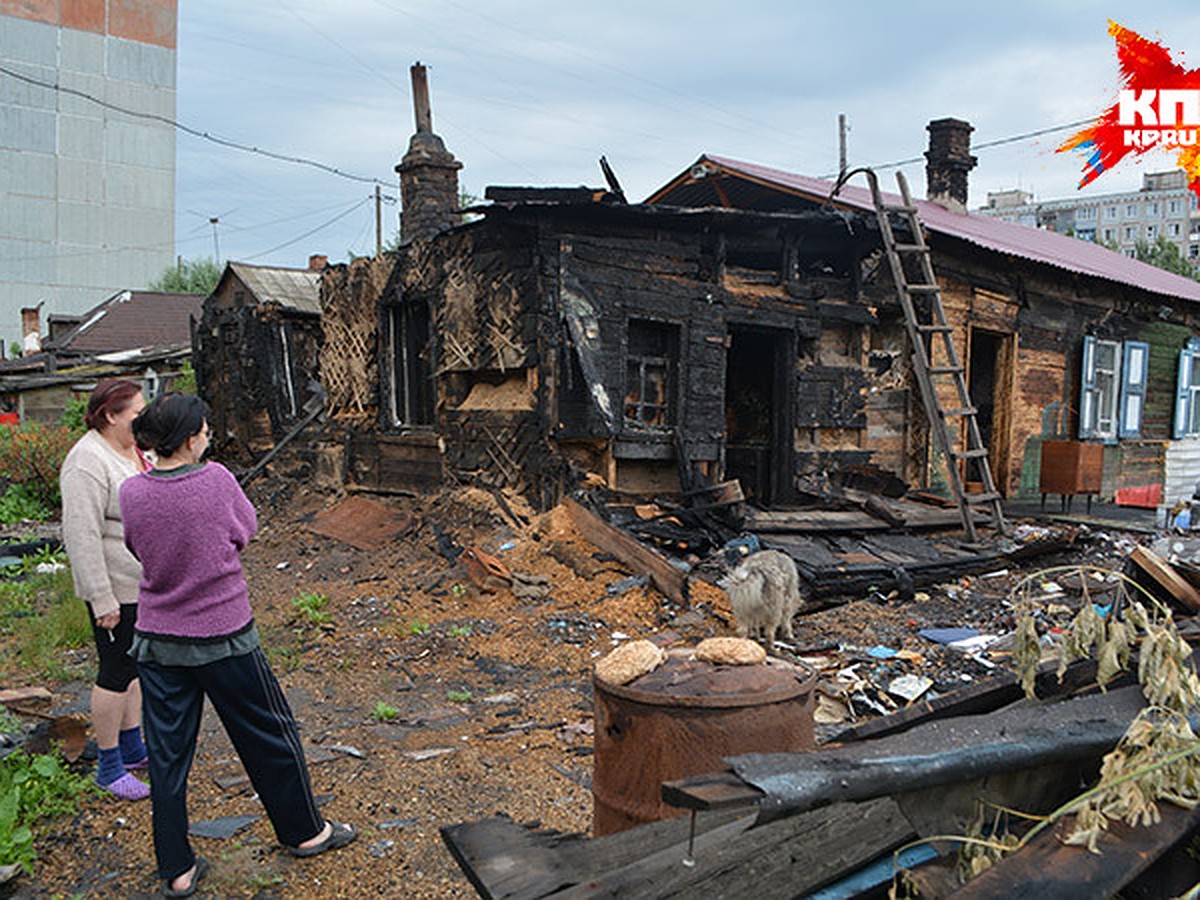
left=1081, top=336, right=1148, bottom=441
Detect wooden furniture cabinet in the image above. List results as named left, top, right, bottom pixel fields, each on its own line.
left=1039, top=440, right=1103, bottom=513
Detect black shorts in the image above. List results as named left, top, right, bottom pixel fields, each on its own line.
left=88, top=604, right=139, bottom=692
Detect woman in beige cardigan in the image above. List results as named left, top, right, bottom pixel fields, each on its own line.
left=60, top=379, right=151, bottom=800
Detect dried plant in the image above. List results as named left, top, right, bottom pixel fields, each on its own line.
left=1010, top=565, right=1200, bottom=853
left=891, top=563, right=1200, bottom=893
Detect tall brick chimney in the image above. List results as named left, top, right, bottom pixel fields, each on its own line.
left=395, top=62, right=462, bottom=243
left=925, top=118, right=977, bottom=213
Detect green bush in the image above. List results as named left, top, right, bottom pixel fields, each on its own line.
left=0, top=485, right=52, bottom=524
left=0, top=422, right=78, bottom=509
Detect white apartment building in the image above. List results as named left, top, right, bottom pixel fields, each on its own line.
left=979, top=170, right=1200, bottom=271
left=0, top=2, right=177, bottom=356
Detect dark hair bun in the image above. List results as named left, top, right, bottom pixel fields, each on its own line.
left=131, top=393, right=210, bottom=457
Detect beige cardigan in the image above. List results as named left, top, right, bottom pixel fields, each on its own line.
left=60, top=430, right=143, bottom=619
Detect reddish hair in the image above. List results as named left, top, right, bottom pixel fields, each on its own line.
left=85, top=379, right=143, bottom=432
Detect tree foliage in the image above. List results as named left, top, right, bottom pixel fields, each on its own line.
left=1132, top=236, right=1200, bottom=281
left=148, top=258, right=222, bottom=295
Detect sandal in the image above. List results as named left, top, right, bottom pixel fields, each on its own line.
left=163, top=856, right=208, bottom=898
left=287, top=821, right=357, bottom=858
left=99, top=772, right=150, bottom=801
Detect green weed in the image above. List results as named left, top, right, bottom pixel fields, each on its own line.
left=0, top=485, right=52, bottom=525
left=371, top=701, right=399, bottom=721
left=0, top=751, right=99, bottom=872
left=407, top=619, right=430, bottom=636
left=447, top=689, right=473, bottom=703
left=448, top=624, right=472, bottom=639
left=290, top=591, right=330, bottom=626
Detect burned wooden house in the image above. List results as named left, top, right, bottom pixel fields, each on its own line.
left=352, top=197, right=886, bottom=509
left=649, top=120, right=1200, bottom=514
left=199, top=69, right=1200, bottom=521
left=194, top=260, right=324, bottom=463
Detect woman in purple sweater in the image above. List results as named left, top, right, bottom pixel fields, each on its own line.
left=120, top=393, right=355, bottom=897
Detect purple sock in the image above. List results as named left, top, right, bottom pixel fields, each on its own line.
left=96, top=746, right=124, bottom=786
left=118, top=727, right=147, bottom=766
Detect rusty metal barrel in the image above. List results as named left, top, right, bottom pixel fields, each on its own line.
left=592, top=648, right=816, bottom=836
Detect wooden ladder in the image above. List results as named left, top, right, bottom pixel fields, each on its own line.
left=852, top=168, right=1006, bottom=540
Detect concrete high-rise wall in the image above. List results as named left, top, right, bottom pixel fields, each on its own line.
left=0, top=1, right=177, bottom=355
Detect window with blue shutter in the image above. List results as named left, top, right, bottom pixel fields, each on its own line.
left=1117, top=341, right=1148, bottom=438
left=1080, top=336, right=1121, bottom=441
left=1176, top=339, right=1200, bottom=438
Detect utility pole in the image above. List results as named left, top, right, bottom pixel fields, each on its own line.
left=838, top=114, right=848, bottom=179
left=209, top=217, right=220, bottom=263
left=375, top=185, right=382, bottom=256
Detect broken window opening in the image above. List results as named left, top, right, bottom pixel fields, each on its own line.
left=387, top=301, right=434, bottom=428
left=624, top=319, right=678, bottom=429
left=279, top=326, right=298, bottom=418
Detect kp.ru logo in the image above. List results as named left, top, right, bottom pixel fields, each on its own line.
left=1059, top=21, right=1200, bottom=201
left=1118, top=90, right=1198, bottom=148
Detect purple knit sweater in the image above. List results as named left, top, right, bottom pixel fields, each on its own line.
left=119, top=462, right=257, bottom=640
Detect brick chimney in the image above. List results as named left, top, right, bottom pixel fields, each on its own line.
left=20, top=305, right=42, bottom=356
left=925, top=118, right=977, bottom=213
left=395, top=62, right=462, bottom=243
left=308, top=254, right=328, bottom=270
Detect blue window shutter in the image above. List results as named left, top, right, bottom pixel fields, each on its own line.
left=1176, top=346, right=1194, bottom=439
left=1079, top=335, right=1096, bottom=439
left=1118, top=341, right=1148, bottom=438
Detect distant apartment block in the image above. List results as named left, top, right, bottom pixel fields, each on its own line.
left=0, top=1, right=177, bottom=355
left=978, top=170, right=1200, bottom=271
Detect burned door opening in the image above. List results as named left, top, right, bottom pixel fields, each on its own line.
left=725, top=326, right=793, bottom=504
left=967, top=327, right=1013, bottom=495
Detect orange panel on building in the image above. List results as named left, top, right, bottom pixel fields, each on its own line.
left=0, top=0, right=58, bottom=26
left=61, top=0, right=106, bottom=34
left=107, top=0, right=176, bottom=48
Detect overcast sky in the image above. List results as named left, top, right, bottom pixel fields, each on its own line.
left=174, top=2, right=1200, bottom=269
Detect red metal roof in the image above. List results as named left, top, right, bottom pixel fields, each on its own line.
left=649, top=155, right=1200, bottom=304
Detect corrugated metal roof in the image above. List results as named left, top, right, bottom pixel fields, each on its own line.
left=649, top=155, right=1200, bottom=305
left=228, top=262, right=321, bottom=314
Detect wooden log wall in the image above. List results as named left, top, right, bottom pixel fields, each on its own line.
left=194, top=304, right=321, bottom=464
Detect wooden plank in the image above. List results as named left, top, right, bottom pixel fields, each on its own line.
left=443, top=799, right=914, bottom=900
left=661, top=771, right=763, bottom=811
left=743, top=508, right=891, bottom=533
left=1129, top=545, right=1200, bottom=612
left=948, top=801, right=1200, bottom=899
left=564, top=497, right=686, bottom=604
left=552, top=799, right=912, bottom=899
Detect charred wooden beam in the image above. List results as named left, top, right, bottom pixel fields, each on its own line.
left=726, top=682, right=1148, bottom=824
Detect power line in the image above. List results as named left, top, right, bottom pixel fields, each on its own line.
left=243, top=196, right=372, bottom=261
left=820, top=117, right=1101, bottom=179
left=0, top=63, right=394, bottom=187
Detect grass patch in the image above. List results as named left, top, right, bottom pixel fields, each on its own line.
left=0, top=566, right=91, bottom=683
left=446, top=689, right=473, bottom=703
